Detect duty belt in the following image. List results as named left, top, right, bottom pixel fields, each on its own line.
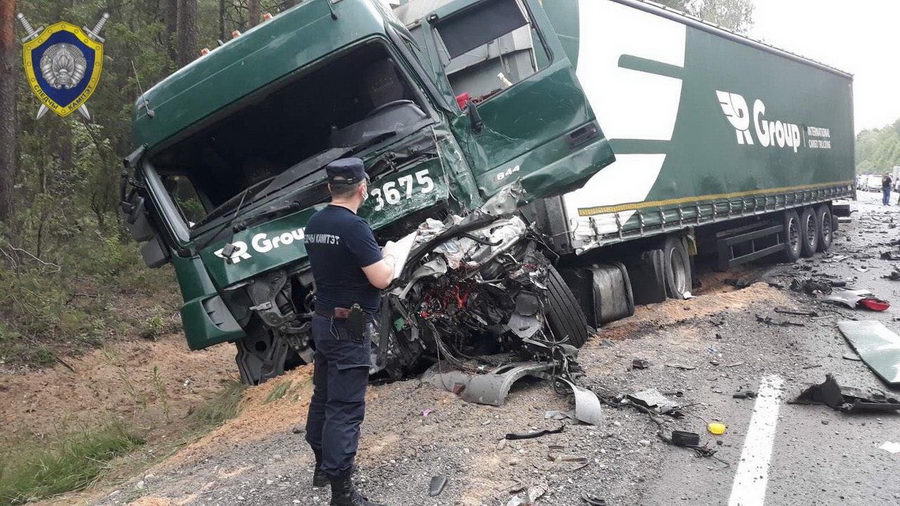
left=315, top=307, right=351, bottom=319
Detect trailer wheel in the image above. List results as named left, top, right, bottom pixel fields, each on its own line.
left=816, top=204, right=833, bottom=251
left=799, top=207, right=819, bottom=257
left=781, top=209, right=802, bottom=263
left=546, top=264, right=590, bottom=348
left=663, top=236, right=692, bottom=299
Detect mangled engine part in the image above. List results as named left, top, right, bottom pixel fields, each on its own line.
left=387, top=213, right=572, bottom=369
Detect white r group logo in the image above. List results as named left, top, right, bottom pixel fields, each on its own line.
left=716, top=90, right=802, bottom=152
left=214, top=227, right=305, bottom=264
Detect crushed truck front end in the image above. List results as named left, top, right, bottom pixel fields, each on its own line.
left=123, top=0, right=615, bottom=384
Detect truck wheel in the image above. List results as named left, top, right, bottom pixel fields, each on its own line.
left=799, top=206, right=819, bottom=257
left=546, top=264, right=590, bottom=348
left=663, top=235, right=692, bottom=299
left=816, top=204, right=833, bottom=251
left=781, top=209, right=802, bottom=263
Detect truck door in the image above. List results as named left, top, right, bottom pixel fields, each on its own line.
left=424, top=0, right=614, bottom=201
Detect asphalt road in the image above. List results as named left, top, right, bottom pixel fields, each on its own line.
left=96, top=192, right=900, bottom=506
left=642, top=190, right=900, bottom=506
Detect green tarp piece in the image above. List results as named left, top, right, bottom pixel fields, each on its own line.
left=837, top=320, right=900, bottom=386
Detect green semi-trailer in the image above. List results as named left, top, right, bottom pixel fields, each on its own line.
left=122, top=0, right=854, bottom=384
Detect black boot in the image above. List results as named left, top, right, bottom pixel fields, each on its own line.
left=329, top=470, right=384, bottom=506
left=312, top=450, right=328, bottom=488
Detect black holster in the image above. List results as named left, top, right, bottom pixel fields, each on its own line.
left=347, top=303, right=366, bottom=342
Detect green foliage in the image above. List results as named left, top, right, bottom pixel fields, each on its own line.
left=0, top=235, right=180, bottom=367
left=188, top=380, right=246, bottom=429
left=856, top=119, right=900, bottom=174
left=0, top=423, right=144, bottom=504
left=655, top=0, right=754, bottom=33
left=265, top=379, right=294, bottom=403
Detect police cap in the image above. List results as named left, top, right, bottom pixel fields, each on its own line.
left=326, top=157, right=368, bottom=185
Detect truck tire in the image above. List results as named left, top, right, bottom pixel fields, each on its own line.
left=663, top=235, right=692, bottom=299
left=546, top=264, right=590, bottom=348
left=799, top=206, right=819, bottom=257
left=781, top=209, right=802, bottom=263
left=816, top=204, right=833, bottom=251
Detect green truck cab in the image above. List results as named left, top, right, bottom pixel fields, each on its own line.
left=122, top=0, right=614, bottom=383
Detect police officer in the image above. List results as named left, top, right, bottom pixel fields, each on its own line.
left=303, top=158, right=394, bottom=506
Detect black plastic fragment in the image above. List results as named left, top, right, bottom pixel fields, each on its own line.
left=671, top=430, right=701, bottom=447
left=505, top=424, right=565, bottom=440
left=428, top=475, right=447, bottom=497
left=632, top=358, right=650, bottom=370
left=791, top=374, right=900, bottom=413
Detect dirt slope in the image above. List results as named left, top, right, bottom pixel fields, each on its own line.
left=0, top=333, right=234, bottom=447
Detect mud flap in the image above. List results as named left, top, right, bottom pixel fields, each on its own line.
left=423, top=362, right=553, bottom=407
left=423, top=362, right=603, bottom=425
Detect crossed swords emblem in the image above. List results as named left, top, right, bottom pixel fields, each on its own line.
left=16, top=12, right=109, bottom=120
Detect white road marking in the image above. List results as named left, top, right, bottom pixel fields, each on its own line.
left=728, top=375, right=785, bottom=506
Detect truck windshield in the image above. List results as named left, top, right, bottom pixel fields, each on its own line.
left=148, top=41, right=427, bottom=229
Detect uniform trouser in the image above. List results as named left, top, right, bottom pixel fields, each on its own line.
left=305, top=314, right=372, bottom=478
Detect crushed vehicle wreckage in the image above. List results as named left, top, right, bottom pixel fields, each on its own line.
left=375, top=188, right=588, bottom=380
left=368, top=188, right=601, bottom=416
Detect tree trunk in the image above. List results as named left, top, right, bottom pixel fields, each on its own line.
left=176, top=0, right=199, bottom=67
left=249, top=0, right=261, bottom=27
left=0, top=0, right=17, bottom=224
left=165, top=0, right=179, bottom=62
left=218, top=0, right=226, bottom=41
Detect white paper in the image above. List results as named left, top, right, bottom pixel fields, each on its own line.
left=382, top=230, right=417, bottom=280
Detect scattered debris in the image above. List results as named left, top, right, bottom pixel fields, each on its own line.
left=582, top=495, right=607, bottom=506
left=627, top=388, right=680, bottom=415
left=421, top=408, right=435, bottom=417
left=665, top=363, right=698, bottom=371
left=858, top=298, right=890, bottom=311
left=884, top=268, right=900, bottom=281
left=544, top=410, right=575, bottom=421
left=837, top=321, right=900, bottom=385
left=791, top=374, right=900, bottom=413
left=880, top=441, right=900, bottom=454
left=733, top=389, right=757, bottom=399
left=631, top=358, right=650, bottom=370
left=774, top=307, right=819, bottom=317
left=725, top=267, right=778, bottom=289
left=724, top=361, right=745, bottom=368
left=507, top=485, right=547, bottom=506
left=428, top=475, right=448, bottom=497
left=822, top=289, right=890, bottom=311
left=756, top=314, right=805, bottom=327
left=505, top=424, right=565, bottom=440
left=707, top=422, right=727, bottom=435
left=790, top=278, right=832, bottom=295
left=556, top=377, right=604, bottom=426
left=842, top=352, right=862, bottom=361
left=880, top=251, right=900, bottom=260
left=671, top=430, right=701, bottom=447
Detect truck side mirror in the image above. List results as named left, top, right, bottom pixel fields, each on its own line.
left=467, top=101, right=484, bottom=134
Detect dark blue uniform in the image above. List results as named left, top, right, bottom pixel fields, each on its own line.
left=304, top=204, right=382, bottom=479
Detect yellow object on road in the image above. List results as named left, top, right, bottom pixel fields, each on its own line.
left=708, top=422, right=727, bottom=435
